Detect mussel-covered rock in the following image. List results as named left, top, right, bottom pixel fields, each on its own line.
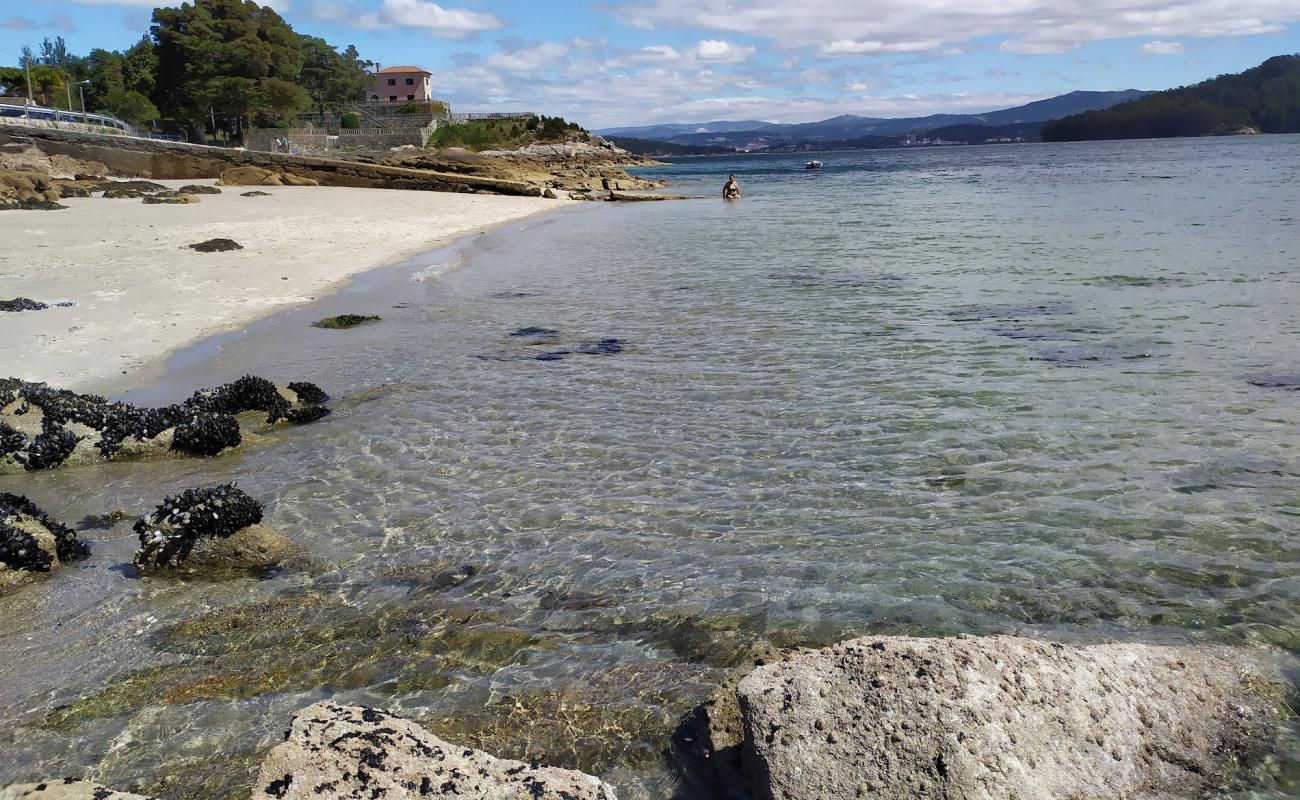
left=188, top=238, right=242, bottom=253
left=1, top=493, right=87, bottom=584
left=0, top=298, right=48, bottom=312
left=132, top=484, right=294, bottom=575
left=0, top=375, right=330, bottom=474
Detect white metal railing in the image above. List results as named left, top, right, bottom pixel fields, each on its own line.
left=446, top=112, right=534, bottom=121
left=0, top=102, right=138, bottom=135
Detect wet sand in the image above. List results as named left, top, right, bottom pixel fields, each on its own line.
left=0, top=181, right=570, bottom=391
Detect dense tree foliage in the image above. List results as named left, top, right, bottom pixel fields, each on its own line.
left=1, top=0, right=371, bottom=140
left=427, top=116, right=586, bottom=151
left=1044, top=55, right=1300, bottom=141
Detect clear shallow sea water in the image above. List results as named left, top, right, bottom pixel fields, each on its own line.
left=1, top=137, right=1299, bottom=799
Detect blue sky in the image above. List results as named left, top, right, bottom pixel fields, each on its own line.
left=2, top=0, right=1298, bottom=127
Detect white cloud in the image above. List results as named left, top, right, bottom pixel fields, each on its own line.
left=485, top=42, right=571, bottom=73
left=613, top=0, right=1300, bottom=56
left=1141, top=40, right=1185, bottom=55
left=356, top=0, right=502, bottom=38
left=636, top=45, right=683, bottom=61
left=822, top=39, right=941, bottom=56
left=695, top=39, right=757, bottom=62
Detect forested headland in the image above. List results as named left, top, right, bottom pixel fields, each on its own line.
left=1043, top=55, right=1300, bottom=141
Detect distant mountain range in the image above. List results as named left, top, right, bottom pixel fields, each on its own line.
left=600, top=90, right=1150, bottom=153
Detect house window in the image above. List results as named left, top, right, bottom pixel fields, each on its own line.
left=407, top=95, right=414, bottom=101
left=387, top=78, right=396, bottom=86
left=405, top=78, right=414, bottom=85
left=389, top=95, right=397, bottom=102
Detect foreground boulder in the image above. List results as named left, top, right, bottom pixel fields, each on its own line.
left=735, top=635, right=1292, bottom=800
left=1, top=782, right=152, bottom=800
left=0, top=375, right=330, bottom=473
left=132, top=484, right=293, bottom=575
left=1, top=494, right=87, bottom=587
left=255, top=702, right=618, bottom=799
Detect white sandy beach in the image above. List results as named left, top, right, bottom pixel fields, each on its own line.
left=0, top=182, right=569, bottom=391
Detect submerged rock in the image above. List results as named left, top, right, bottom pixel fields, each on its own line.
left=1244, top=373, right=1300, bottom=390
left=254, top=702, right=619, bottom=800
left=132, top=484, right=293, bottom=574
left=188, top=238, right=242, bottom=253
left=311, top=314, right=381, bottom=330
left=577, top=338, right=625, bottom=355
left=0, top=493, right=87, bottom=580
left=0, top=375, right=330, bottom=473
left=735, top=635, right=1293, bottom=800
left=1, top=781, right=154, bottom=800
left=0, top=298, right=48, bottom=312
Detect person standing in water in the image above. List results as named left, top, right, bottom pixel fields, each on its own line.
left=723, top=174, right=741, bottom=200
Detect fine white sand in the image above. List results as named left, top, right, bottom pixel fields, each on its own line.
left=0, top=181, right=570, bottom=391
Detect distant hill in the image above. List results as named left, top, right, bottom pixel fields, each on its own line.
left=596, top=90, right=1148, bottom=151
left=1043, top=55, right=1300, bottom=141
left=606, top=136, right=737, bottom=156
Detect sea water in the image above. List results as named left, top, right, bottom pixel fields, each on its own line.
left=1, top=136, right=1298, bottom=799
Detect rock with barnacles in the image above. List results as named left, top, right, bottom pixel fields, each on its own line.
left=132, top=484, right=294, bottom=575
left=255, top=702, right=618, bottom=799
left=0, top=375, right=330, bottom=474
left=1, top=493, right=87, bottom=590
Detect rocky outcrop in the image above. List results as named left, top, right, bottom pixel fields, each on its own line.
left=216, top=166, right=319, bottom=187
left=0, top=375, right=330, bottom=473
left=132, top=483, right=294, bottom=575
left=734, top=635, right=1293, bottom=800
left=0, top=493, right=87, bottom=587
left=141, top=190, right=199, bottom=204
left=1, top=781, right=152, bottom=800
left=255, top=702, right=619, bottom=799
left=177, top=183, right=220, bottom=195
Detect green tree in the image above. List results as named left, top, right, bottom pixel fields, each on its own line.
left=298, top=36, right=371, bottom=117
left=257, top=77, right=308, bottom=123
left=84, top=49, right=126, bottom=112
left=122, top=36, right=159, bottom=98
left=151, top=0, right=303, bottom=139
left=103, top=89, right=160, bottom=125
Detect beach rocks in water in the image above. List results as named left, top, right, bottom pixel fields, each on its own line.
left=0, top=780, right=154, bottom=799
left=0, top=298, right=48, bottom=312
left=254, top=702, right=618, bottom=800
left=1, top=493, right=87, bottom=583
left=132, top=484, right=293, bottom=574
left=188, top=238, right=242, bottom=253
left=312, top=314, right=380, bottom=329
left=0, top=375, right=330, bottom=473
left=177, top=184, right=221, bottom=195
left=732, top=635, right=1292, bottom=800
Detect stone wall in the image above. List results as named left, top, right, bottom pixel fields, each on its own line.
left=0, top=123, right=539, bottom=196
left=246, top=126, right=435, bottom=154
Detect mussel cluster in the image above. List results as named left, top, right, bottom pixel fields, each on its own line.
left=0, top=493, right=86, bottom=572
left=0, top=375, right=331, bottom=471
left=0, top=298, right=48, bottom=312
left=133, top=483, right=263, bottom=570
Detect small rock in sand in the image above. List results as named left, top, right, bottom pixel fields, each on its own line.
left=177, top=184, right=221, bottom=195
left=188, top=238, right=243, bottom=253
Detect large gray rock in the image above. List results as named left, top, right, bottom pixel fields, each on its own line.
left=737, top=635, right=1291, bottom=800
left=255, top=702, right=618, bottom=799
left=1, top=781, right=152, bottom=800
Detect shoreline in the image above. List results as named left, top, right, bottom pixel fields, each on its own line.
left=0, top=180, right=573, bottom=394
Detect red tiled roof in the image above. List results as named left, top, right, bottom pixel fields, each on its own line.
left=376, top=66, right=431, bottom=75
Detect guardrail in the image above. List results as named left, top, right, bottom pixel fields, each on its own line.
left=0, top=103, right=137, bottom=135
left=446, top=112, right=535, bottom=121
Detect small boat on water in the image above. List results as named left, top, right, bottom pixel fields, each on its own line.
left=805, top=160, right=823, bottom=169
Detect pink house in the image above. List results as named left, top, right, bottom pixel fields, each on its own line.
left=369, top=66, right=433, bottom=104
